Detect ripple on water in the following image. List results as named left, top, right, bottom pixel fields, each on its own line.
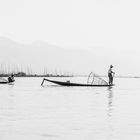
left=40, top=133, right=59, bottom=138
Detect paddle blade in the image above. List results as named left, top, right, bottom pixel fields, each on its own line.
left=41, top=78, right=45, bottom=86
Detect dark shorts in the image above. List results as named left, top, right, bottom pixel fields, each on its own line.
left=108, top=73, right=112, bottom=78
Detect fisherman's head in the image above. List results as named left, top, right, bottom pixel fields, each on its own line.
left=110, top=65, right=113, bottom=68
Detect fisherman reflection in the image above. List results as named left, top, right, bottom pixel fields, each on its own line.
left=107, top=87, right=114, bottom=140
left=108, top=86, right=113, bottom=117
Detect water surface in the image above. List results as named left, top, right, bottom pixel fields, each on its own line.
left=0, top=77, right=140, bottom=140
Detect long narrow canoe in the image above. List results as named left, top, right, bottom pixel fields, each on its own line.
left=0, top=79, right=15, bottom=84
left=41, top=78, right=114, bottom=87
left=0, top=81, right=14, bottom=84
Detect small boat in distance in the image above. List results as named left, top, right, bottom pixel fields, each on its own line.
left=0, top=77, right=15, bottom=84
left=0, top=81, right=14, bottom=84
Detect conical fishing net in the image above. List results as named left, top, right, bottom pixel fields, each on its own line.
left=87, top=72, right=108, bottom=85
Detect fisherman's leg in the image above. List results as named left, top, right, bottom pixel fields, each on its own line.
left=112, top=78, right=113, bottom=84
left=109, top=76, right=111, bottom=85
left=110, top=76, right=113, bottom=85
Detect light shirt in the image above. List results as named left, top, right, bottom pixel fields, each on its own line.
left=108, top=68, right=113, bottom=75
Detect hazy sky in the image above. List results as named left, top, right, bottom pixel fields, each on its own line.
left=0, top=0, right=140, bottom=76
left=0, top=0, right=140, bottom=50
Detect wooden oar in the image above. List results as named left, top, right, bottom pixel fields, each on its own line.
left=41, top=78, right=45, bottom=86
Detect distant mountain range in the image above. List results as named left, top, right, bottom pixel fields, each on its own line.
left=0, top=37, right=139, bottom=76
left=0, top=37, right=105, bottom=75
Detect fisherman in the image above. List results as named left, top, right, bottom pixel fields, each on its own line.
left=8, top=74, right=15, bottom=83
left=108, top=65, right=115, bottom=85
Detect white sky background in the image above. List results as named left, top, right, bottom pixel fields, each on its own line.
left=0, top=0, right=140, bottom=75
left=0, top=0, right=140, bottom=48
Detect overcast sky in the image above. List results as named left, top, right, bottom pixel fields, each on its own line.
left=0, top=0, right=139, bottom=49
left=0, top=0, right=140, bottom=76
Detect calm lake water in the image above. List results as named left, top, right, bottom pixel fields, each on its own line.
left=0, top=77, right=140, bottom=140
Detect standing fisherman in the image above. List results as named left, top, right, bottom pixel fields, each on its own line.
left=108, top=65, right=115, bottom=85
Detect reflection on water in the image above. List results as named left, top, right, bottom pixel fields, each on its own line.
left=108, top=87, right=113, bottom=117
left=107, top=87, right=114, bottom=140
left=0, top=77, right=140, bottom=140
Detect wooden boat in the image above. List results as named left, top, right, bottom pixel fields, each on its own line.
left=0, top=78, right=15, bottom=84
left=0, top=81, right=12, bottom=84
left=41, top=78, right=114, bottom=87
left=0, top=81, right=14, bottom=84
